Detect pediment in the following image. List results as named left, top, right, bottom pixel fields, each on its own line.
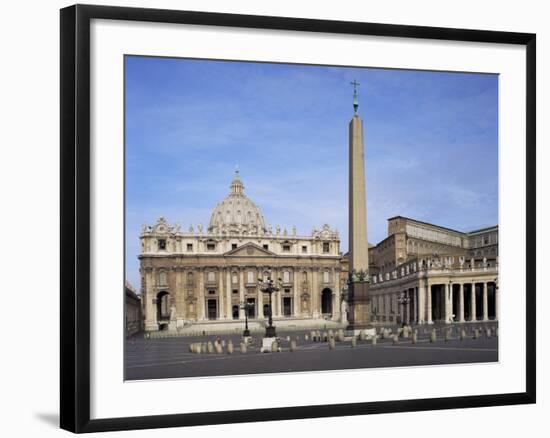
left=224, top=242, right=276, bottom=257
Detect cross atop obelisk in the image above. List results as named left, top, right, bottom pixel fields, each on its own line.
left=350, top=79, right=360, bottom=114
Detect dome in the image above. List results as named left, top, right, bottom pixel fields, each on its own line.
left=208, top=171, right=268, bottom=234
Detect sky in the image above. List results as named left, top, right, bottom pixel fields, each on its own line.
left=125, top=56, right=499, bottom=288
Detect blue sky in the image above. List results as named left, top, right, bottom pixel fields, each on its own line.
left=125, top=56, right=498, bottom=287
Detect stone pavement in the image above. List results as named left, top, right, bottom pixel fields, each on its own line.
left=125, top=323, right=498, bottom=380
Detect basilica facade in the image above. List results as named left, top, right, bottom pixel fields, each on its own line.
left=138, top=172, right=499, bottom=332
left=139, top=171, right=343, bottom=332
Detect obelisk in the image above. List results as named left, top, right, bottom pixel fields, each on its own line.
left=347, top=80, right=372, bottom=331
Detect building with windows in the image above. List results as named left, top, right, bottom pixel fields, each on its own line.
left=138, top=172, right=498, bottom=332
left=138, top=171, right=343, bottom=332
left=364, top=217, right=499, bottom=325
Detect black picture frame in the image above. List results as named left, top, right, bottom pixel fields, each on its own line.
left=60, top=4, right=536, bottom=433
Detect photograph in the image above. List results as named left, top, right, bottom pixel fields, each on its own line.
left=123, top=55, right=500, bottom=381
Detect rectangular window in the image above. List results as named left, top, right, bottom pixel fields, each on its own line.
left=247, top=271, right=254, bottom=284
left=322, top=242, right=330, bottom=253
left=186, top=243, right=193, bottom=252
left=302, top=245, right=307, bottom=253
left=232, top=243, right=237, bottom=250
left=263, top=244, right=269, bottom=250
left=282, top=244, right=291, bottom=252
left=206, top=243, right=216, bottom=251
left=208, top=290, right=216, bottom=295
left=283, top=271, right=290, bottom=283
left=158, top=239, right=166, bottom=250
left=232, top=289, right=238, bottom=295
left=284, top=288, right=290, bottom=294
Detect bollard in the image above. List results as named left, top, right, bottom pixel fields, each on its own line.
left=351, top=337, right=357, bottom=348
left=371, top=335, right=377, bottom=346
left=196, top=344, right=202, bottom=354
left=445, top=330, right=451, bottom=342
left=382, top=328, right=389, bottom=339
left=392, top=334, right=399, bottom=345
left=271, top=340, right=279, bottom=353
left=305, top=334, right=309, bottom=342
left=290, top=340, right=297, bottom=352
left=486, top=328, right=491, bottom=338
left=207, top=341, right=214, bottom=353
left=460, top=329, right=466, bottom=341
left=358, top=330, right=366, bottom=341
left=473, top=329, right=479, bottom=339
left=215, top=342, right=223, bottom=354
left=430, top=329, right=437, bottom=343
left=495, top=327, right=499, bottom=337
left=189, top=343, right=194, bottom=353
left=240, top=342, right=247, bottom=354
left=227, top=340, right=234, bottom=354
left=412, top=332, right=417, bottom=344
left=221, top=340, right=226, bottom=348
left=286, top=336, right=291, bottom=342
left=329, top=338, right=336, bottom=350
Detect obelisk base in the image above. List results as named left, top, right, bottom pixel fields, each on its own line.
left=346, top=281, right=373, bottom=334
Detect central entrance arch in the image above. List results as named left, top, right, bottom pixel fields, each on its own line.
left=321, top=288, right=333, bottom=316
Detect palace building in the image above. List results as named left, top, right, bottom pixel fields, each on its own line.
left=364, top=217, right=499, bottom=326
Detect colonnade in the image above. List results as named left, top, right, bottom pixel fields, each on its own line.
left=371, top=280, right=498, bottom=325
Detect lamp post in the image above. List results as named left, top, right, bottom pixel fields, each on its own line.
left=258, top=275, right=282, bottom=338
left=240, top=300, right=254, bottom=337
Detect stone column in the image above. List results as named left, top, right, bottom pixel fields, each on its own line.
left=197, top=268, right=205, bottom=321
left=239, top=268, right=245, bottom=319
left=418, top=282, right=426, bottom=324
left=175, top=268, right=185, bottom=321
left=426, top=283, right=433, bottom=324
left=458, top=283, right=465, bottom=322
left=312, top=268, right=320, bottom=318
left=470, top=283, right=477, bottom=321
left=413, top=287, right=418, bottom=324
left=226, top=269, right=232, bottom=320
left=218, top=269, right=224, bottom=320
left=144, top=268, right=158, bottom=331
left=482, top=282, right=489, bottom=321
left=494, top=283, right=499, bottom=321
left=333, top=268, right=341, bottom=320
left=257, top=267, right=263, bottom=319
left=445, top=283, right=452, bottom=323
left=272, top=267, right=281, bottom=318
left=293, top=268, right=300, bottom=317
